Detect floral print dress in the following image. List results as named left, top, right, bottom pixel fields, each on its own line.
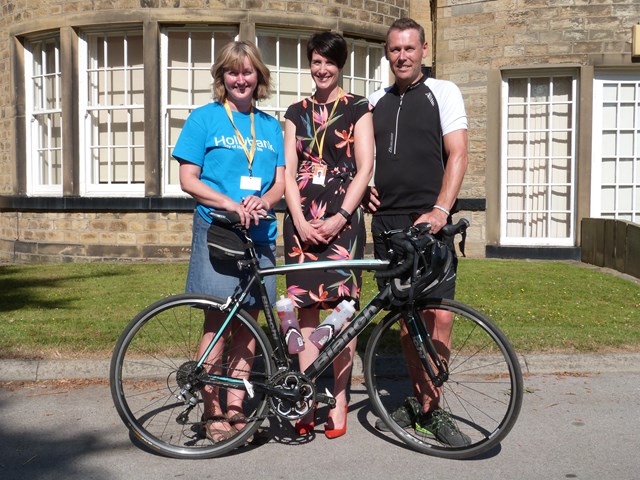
left=283, top=92, right=371, bottom=309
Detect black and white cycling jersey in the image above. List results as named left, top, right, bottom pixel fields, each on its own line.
left=368, top=74, right=467, bottom=215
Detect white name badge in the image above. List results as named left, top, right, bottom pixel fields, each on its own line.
left=240, top=175, right=262, bottom=191
left=312, top=164, right=327, bottom=186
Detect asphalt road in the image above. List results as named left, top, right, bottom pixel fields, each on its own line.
left=1, top=368, right=639, bottom=480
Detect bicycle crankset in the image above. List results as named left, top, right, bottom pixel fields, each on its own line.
left=267, top=371, right=316, bottom=421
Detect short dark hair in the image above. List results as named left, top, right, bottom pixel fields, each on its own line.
left=387, top=17, right=426, bottom=45
left=306, top=32, right=348, bottom=69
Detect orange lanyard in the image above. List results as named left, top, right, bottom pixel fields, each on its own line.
left=223, top=99, right=256, bottom=175
left=311, top=88, right=342, bottom=161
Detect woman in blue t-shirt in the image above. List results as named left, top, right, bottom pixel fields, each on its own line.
left=172, top=41, right=285, bottom=443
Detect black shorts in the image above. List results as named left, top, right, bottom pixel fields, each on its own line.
left=371, top=214, right=458, bottom=300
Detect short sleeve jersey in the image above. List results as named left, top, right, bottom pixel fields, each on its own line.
left=368, top=76, right=467, bottom=214
left=172, top=102, right=285, bottom=244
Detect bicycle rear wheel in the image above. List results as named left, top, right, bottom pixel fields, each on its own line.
left=364, top=299, right=523, bottom=459
left=110, top=294, right=275, bottom=459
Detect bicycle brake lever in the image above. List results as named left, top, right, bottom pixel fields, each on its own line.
left=412, top=222, right=431, bottom=235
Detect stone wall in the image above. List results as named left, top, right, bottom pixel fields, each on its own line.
left=0, top=211, right=194, bottom=263
left=0, top=208, right=485, bottom=263
left=0, top=1, right=412, bottom=263
left=434, top=0, right=640, bottom=215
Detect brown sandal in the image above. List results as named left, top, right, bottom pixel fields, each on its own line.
left=226, top=412, right=248, bottom=431
left=202, top=415, right=237, bottom=442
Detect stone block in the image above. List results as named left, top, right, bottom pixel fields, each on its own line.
left=116, top=232, right=138, bottom=244
left=86, top=244, right=141, bottom=259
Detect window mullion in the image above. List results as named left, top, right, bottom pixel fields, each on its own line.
left=547, top=77, right=553, bottom=234
left=528, top=79, right=534, bottom=238
left=296, top=35, right=301, bottom=102
left=276, top=35, right=281, bottom=107
left=365, top=46, right=371, bottom=97
left=615, top=82, right=620, bottom=219
left=46, top=114, right=52, bottom=184
left=124, top=34, right=133, bottom=185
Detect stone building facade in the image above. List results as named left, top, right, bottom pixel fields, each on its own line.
left=0, top=1, right=413, bottom=262
left=435, top=0, right=640, bottom=259
left=0, top=0, right=638, bottom=263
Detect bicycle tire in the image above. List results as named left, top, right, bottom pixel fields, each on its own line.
left=109, top=294, right=275, bottom=459
left=364, top=299, right=523, bottom=459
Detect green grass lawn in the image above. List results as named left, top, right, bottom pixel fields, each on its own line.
left=0, top=259, right=638, bottom=359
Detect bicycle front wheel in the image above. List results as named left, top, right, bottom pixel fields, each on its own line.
left=364, top=299, right=523, bottom=459
left=110, top=294, right=275, bottom=459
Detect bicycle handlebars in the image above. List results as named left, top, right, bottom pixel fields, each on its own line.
left=208, top=210, right=277, bottom=226
left=375, top=218, right=470, bottom=280
left=208, top=209, right=469, bottom=285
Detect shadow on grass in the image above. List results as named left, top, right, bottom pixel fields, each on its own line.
left=0, top=265, right=124, bottom=314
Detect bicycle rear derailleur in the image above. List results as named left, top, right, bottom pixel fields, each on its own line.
left=173, top=360, right=208, bottom=424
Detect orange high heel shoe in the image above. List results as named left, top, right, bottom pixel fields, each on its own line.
left=294, top=408, right=316, bottom=436
left=324, top=405, right=348, bottom=439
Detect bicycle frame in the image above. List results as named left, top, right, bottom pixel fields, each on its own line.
left=200, top=258, right=389, bottom=359
left=194, top=250, right=451, bottom=409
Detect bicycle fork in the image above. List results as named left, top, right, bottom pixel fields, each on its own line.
left=402, top=305, right=449, bottom=388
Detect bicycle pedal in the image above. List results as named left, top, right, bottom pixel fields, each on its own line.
left=316, top=388, right=336, bottom=407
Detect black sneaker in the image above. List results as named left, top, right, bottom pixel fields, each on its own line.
left=375, top=397, right=421, bottom=432
left=415, top=408, right=471, bottom=447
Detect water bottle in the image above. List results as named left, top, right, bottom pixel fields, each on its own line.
left=276, top=295, right=305, bottom=354
left=309, top=299, right=356, bottom=350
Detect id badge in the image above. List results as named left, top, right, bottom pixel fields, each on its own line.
left=240, top=175, right=262, bottom=191
left=312, top=164, right=327, bottom=186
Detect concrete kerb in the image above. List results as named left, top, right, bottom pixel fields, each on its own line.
left=2, top=352, right=640, bottom=383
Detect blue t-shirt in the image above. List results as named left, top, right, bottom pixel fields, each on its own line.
left=172, top=102, right=285, bottom=244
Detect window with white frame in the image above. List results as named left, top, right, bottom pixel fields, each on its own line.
left=25, top=36, right=62, bottom=195
left=342, top=39, right=386, bottom=98
left=501, top=73, right=577, bottom=245
left=256, top=30, right=315, bottom=122
left=60, top=25, right=387, bottom=196
left=161, top=27, right=238, bottom=195
left=256, top=29, right=386, bottom=122
left=79, top=29, right=145, bottom=196
left=592, top=73, right=640, bottom=224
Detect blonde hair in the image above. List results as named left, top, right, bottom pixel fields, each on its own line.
left=211, top=41, right=272, bottom=102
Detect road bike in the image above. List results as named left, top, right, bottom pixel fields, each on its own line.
left=109, top=212, right=523, bottom=460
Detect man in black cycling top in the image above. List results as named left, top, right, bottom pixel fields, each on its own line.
left=367, top=17, right=470, bottom=447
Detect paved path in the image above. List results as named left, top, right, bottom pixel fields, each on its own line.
left=2, top=352, right=640, bottom=381
left=1, top=370, right=639, bottom=480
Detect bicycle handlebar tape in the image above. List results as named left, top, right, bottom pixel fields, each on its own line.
left=375, top=235, right=415, bottom=280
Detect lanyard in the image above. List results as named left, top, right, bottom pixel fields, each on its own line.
left=311, top=88, right=342, bottom=161
left=223, top=99, right=256, bottom=175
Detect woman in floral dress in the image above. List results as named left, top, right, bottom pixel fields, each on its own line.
left=283, top=32, right=374, bottom=439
